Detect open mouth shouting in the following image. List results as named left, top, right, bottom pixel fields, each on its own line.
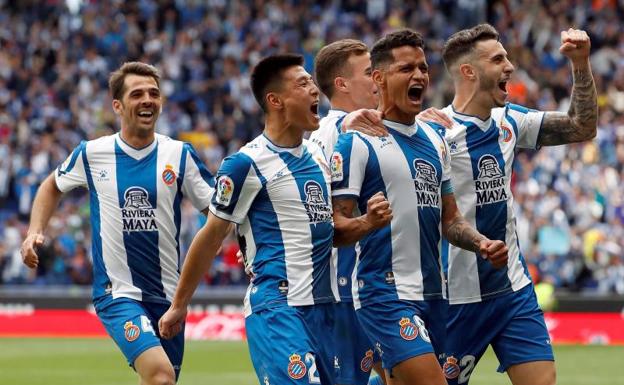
left=408, top=84, right=424, bottom=104
left=310, top=100, right=320, bottom=119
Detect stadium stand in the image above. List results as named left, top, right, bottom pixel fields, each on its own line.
left=0, top=0, right=622, bottom=294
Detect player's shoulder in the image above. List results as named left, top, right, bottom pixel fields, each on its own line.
left=439, top=105, right=468, bottom=139
left=418, top=119, right=447, bottom=144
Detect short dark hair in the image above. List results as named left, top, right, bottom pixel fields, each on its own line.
left=370, top=29, right=425, bottom=69
left=251, top=54, right=304, bottom=112
left=442, top=24, right=500, bottom=70
left=314, top=39, right=369, bottom=99
left=108, top=62, right=161, bottom=100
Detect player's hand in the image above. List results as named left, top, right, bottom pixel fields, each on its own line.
left=20, top=233, right=45, bottom=269
left=417, top=107, right=453, bottom=129
left=365, top=192, right=393, bottom=230
left=158, top=306, right=187, bottom=339
left=479, top=239, right=508, bottom=269
left=342, top=109, right=388, bottom=137
left=560, top=28, right=591, bottom=64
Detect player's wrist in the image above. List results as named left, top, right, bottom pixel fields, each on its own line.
left=570, top=58, right=590, bottom=71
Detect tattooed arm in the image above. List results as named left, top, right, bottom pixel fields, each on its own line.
left=332, top=192, right=392, bottom=247
left=441, top=194, right=508, bottom=268
left=538, top=29, right=598, bottom=146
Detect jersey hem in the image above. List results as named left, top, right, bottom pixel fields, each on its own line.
left=448, top=280, right=531, bottom=305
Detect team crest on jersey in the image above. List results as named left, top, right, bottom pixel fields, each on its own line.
left=399, top=317, right=418, bottom=340
left=413, top=159, right=439, bottom=207
left=443, top=356, right=460, bottom=379
left=360, top=350, right=374, bottom=372
left=216, top=176, right=234, bottom=206
left=122, top=187, right=158, bottom=232
left=475, top=155, right=507, bottom=206
left=500, top=125, right=513, bottom=143
left=439, top=143, right=448, bottom=164
left=330, top=153, right=343, bottom=181
left=303, top=180, right=332, bottom=224
left=287, top=354, right=307, bottom=380
left=124, top=321, right=140, bottom=342
left=162, top=164, right=177, bottom=186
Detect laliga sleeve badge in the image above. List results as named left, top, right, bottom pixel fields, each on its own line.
left=330, top=153, right=343, bottom=181
left=216, top=176, right=234, bottom=206
left=287, top=353, right=307, bottom=380
left=443, top=356, right=460, bottom=379
left=360, top=349, right=374, bottom=373
left=399, top=317, right=418, bottom=341
left=124, top=321, right=141, bottom=342
left=162, top=164, right=177, bottom=186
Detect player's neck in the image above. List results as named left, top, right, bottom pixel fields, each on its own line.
left=330, top=98, right=359, bottom=114
left=378, top=102, right=415, bottom=125
left=264, top=116, right=303, bottom=148
left=119, top=127, right=156, bottom=149
left=451, top=89, right=492, bottom=121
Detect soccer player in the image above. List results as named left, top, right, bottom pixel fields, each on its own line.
left=158, top=54, right=390, bottom=385
left=19, top=62, right=214, bottom=385
left=438, top=24, right=597, bottom=385
left=330, top=29, right=508, bottom=385
left=310, top=39, right=386, bottom=385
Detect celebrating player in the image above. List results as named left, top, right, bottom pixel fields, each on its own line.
left=20, top=62, right=215, bottom=385
left=330, top=29, right=508, bottom=385
left=159, top=54, right=343, bottom=384
left=438, top=24, right=597, bottom=385
left=310, top=39, right=386, bottom=385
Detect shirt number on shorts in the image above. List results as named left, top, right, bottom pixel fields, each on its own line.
left=304, top=352, right=321, bottom=384
left=412, top=315, right=431, bottom=343
left=458, top=355, right=476, bottom=384
left=140, top=315, right=156, bottom=335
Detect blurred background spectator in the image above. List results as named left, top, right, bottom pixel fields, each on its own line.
left=0, top=0, right=622, bottom=293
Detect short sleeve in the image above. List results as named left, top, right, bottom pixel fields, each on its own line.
left=507, top=103, right=545, bottom=149
left=209, top=152, right=262, bottom=224
left=55, top=141, right=88, bottom=192
left=331, top=132, right=368, bottom=199
left=181, top=143, right=215, bottom=211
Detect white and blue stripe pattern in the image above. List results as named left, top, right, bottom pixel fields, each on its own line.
left=210, top=134, right=337, bottom=317
left=55, top=133, right=214, bottom=304
left=442, top=103, right=544, bottom=304
left=331, top=119, right=451, bottom=309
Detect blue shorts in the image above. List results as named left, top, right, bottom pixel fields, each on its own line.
left=334, top=301, right=380, bottom=385
left=443, top=284, right=554, bottom=384
left=356, top=299, right=447, bottom=373
left=246, top=303, right=336, bottom=385
left=95, top=297, right=184, bottom=379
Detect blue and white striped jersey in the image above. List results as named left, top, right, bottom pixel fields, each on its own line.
left=55, top=133, right=214, bottom=305
left=331, top=119, right=451, bottom=309
left=441, top=103, right=544, bottom=304
left=210, top=134, right=337, bottom=317
left=309, top=109, right=356, bottom=302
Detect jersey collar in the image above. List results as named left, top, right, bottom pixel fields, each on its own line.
left=261, top=134, right=305, bottom=157
left=448, top=105, right=492, bottom=132
left=383, top=118, right=419, bottom=137
left=115, top=133, right=158, bottom=160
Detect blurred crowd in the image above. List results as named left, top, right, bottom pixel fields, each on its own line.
left=0, top=0, right=623, bottom=294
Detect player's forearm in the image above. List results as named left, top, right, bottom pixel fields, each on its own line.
left=333, top=214, right=375, bottom=247
left=171, top=217, right=228, bottom=309
left=538, top=60, right=597, bottom=146
left=442, top=214, right=487, bottom=253
left=27, top=174, right=63, bottom=235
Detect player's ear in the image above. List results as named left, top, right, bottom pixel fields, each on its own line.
left=459, top=63, right=476, bottom=81
left=372, top=69, right=384, bottom=86
left=112, top=99, right=123, bottom=115
left=334, top=77, right=347, bottom=94
left=266, top=92, right=283, bottom=110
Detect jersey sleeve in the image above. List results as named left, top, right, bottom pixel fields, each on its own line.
left=181, top=143, right=215, bottom=212
left=331, top=132, right=368, bottom=199
left=54, top=141, right=88, bottom=192
left=507, top=103, right=545, bottom=149
left=309, top=116, right=343, bottom=161
left=209, top=152, right=262, bottom=224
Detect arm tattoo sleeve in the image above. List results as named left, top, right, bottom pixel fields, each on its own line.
left=445, top=215, right=486, bottom=252
left=538, top=65, right=597, bottom=146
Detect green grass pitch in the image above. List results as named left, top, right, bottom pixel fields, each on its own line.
left=1, top=338, right=621, bottom=385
